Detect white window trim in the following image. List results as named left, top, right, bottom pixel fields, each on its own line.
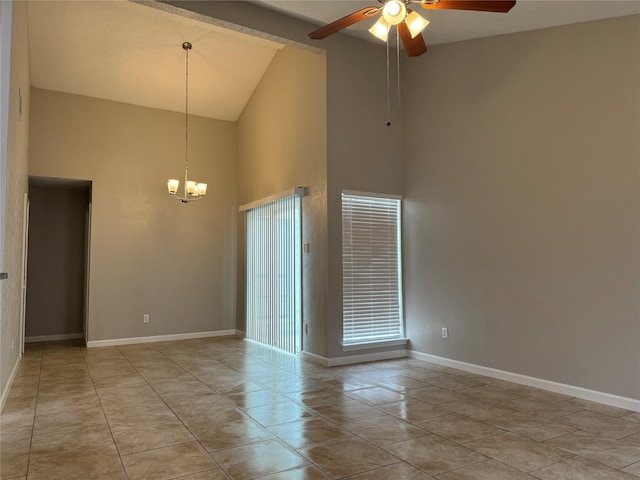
left=342, top=337, right=409, bottom=352
left=342, top=189, right=402, bottom=201
left=239, top=186, right=306, bottom=212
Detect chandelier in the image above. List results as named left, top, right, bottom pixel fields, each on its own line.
left=167, top=42, right=207, bottom=203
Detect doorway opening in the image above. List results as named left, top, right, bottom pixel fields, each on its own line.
left=24, top=177, right=92, bottom=346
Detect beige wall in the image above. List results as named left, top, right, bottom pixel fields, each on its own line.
left=29, top=89, right=238, bottom=343
left=171, top=1, right=406, bottom=360
left=403, top=15, right=640, bottom=399
left=236, top=45, right=327, bottom=355
left=1, top=1, right=30, bottom=403
left=324, top=35, right=404, bottom=359
left=6, top=1, right=633, bottom=405
left=26, top=186, right=89, bottom=338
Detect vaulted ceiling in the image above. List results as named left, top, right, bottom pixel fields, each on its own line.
left=27, top=1, right=284, bottom=121
left=27, top=1, right=640, bottom=121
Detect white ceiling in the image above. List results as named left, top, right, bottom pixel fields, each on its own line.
left=255, top=0, right=640, bottom=46
left=27, top=1, right=640, bottom=122
left=27, top=1, right=284, bottom=121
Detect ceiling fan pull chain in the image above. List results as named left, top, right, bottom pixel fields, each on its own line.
left=397, top=27, right=401, bottom=108
left=386, top=37, right=391, bottom=126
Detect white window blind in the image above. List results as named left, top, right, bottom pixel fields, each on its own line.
left=245, top=194, right=302, bottom=354
left=342, top=191, right=403, bottom=345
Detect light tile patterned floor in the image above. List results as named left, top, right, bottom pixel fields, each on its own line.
left=1, top=337, right=639, bottom=479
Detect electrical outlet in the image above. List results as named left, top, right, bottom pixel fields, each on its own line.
left=11, top=339, right=14, bottom=351
left=441, top=328, right=448, bottom=339
left=304, top=323, right=308, bottom=334
left=144, top=314, right=150, bottom=324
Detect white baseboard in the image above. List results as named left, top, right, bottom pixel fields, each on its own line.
left=25, top=333, right=83, bottom=343
left=1, top=354, right=22, bottom=412
left=300, top=351, right=327, bottom=365
left=302, top=349, right=407, bottom=367
left=86, top=329, right=239, bottom=348
left=409, top=350, right=640, bottom=413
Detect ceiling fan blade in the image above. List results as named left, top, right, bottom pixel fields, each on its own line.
left=420, top=0, right=516, bottom=13
left=398, top=22, right=428, bottom=57
left=308, top=7, right=380, bottom=39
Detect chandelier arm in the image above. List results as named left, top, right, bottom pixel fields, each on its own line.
left=171, top=194, right=205, bottom=204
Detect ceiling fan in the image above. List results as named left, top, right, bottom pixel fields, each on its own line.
left=308, top=0, right=517, bottom=57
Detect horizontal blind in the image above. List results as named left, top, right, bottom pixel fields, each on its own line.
left=342, top=192, right=403, bottom=344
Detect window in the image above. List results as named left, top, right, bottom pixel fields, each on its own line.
left=342, top=191, right=404, bottom=346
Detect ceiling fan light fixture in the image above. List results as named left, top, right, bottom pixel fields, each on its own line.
left=382, top=0, right=407, bottom=25
left=369, top=16, right=391, bottom=42
left=406, top=10, right=430, bottom=38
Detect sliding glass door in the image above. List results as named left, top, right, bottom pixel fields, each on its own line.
left=245, top=194, right=302, bottom=354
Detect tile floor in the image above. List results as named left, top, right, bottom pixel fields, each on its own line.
left=1, top=337, right=639, bottom=479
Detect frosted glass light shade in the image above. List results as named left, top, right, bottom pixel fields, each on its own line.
left=168, top=179, right=179, bottom=194
left=406, top=11, right=430, bottom=38
left=382, top=0, right=406, bottom=25
left=369, top=17, right=391, bottom=42
left=167, top=173, right=206, bottom=202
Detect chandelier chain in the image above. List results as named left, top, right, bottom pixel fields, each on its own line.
left=185, top=43, right=189, bottom=172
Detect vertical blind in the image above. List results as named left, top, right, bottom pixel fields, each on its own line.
left=342, top=191, right=403, bottom=344
left=245, top=194, right=302, bottom=354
